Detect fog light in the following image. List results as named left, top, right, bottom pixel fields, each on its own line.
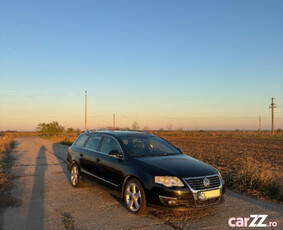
left=159, top=195, right=179, bottom=206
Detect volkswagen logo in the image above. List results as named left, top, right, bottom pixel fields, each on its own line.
left=203, top=177, right=210, bottom=187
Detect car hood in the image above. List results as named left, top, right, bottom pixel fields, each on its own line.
left=132, top=154, right=218, bottom=178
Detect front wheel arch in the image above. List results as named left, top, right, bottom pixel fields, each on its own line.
left=70, top=163, right=81, bottom=187
left=122, top=176, right=148, bottom=203
left=69, top=160, right=80, bottom=171
left=124, top=178, right=147, bottom=214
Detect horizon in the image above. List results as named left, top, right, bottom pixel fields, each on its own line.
left=1, top=129, right=282, bottom=132
left=1, top=0, right=283, bottom=131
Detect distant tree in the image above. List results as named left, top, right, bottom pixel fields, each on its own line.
left=67, top=127, right=75, bottom=133
left=36, top=122, right=48, bottom=136
left=132, top=121, right=139, bottom=130
left=36, top=121, right=64, bottom=136
left=76, top=128, right=81, bottom=135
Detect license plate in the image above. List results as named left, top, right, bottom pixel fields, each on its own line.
left=198, top=189, right=220, bottom=200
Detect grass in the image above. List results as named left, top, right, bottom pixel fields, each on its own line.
left=224, top=157, right=283, bottom=202
left=0, top=131, right=38, bottom=137
left=41, top=135, right=77, bottom=146
left=0, top=133, right=17, bottom=207
left=60, top=211, right=76, bottom=230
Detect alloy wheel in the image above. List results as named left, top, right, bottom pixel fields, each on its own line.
left=70, top=164, right=79, bottom=186
left=125, top=182, right=142, bottom=212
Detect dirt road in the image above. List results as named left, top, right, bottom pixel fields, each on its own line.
left=1, top=137, right=282, bottom=230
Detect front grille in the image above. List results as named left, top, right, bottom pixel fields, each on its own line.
left=184, top=175, right=220, bottom=190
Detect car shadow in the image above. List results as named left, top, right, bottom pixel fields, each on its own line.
left=51, top=143, right=70, bottom=181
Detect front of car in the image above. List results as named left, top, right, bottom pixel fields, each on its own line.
left=133, top=154, right=225, bottom=209
left=119, top=133, right=226, bottom=210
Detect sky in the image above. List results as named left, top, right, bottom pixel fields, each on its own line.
left=0, top=0, right=283, bottom=131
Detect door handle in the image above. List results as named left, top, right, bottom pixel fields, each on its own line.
left=80, top=153, right=84, bottom=157
left=96, top=158, right=101, bottom=163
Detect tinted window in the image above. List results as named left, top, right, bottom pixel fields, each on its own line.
left=75, top=134, right=89, bottom=147
left=85, top=135, right=101, bottom=151
left=120, top=136, right=180, bottom=156
left=100, top=136, right=122, bottom=155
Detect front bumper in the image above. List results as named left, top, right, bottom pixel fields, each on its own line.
left=146, top=177, right=226, bottom=210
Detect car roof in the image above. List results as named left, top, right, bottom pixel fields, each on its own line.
left=85, top=130, right=154, bottom=137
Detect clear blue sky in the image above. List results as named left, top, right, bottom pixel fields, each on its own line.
left=0, top=0, right=282, bottom=130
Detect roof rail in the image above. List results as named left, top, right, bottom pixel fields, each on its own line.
left=84, top=129, right=151, bottom=134
left=85, top=129, right=114, bottom=133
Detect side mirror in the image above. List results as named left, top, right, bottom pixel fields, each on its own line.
left=176, top=147, right=183, bottom=153
left=108, top=150, right=123, bottom=158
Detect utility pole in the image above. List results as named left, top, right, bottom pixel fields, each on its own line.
left=269, top=98, right=277, bottom=135
left=258, top=116, right=261, bottom=132
left=113, top=113, right=115, bottom=130
left=85, top=90, right=87, bottom=131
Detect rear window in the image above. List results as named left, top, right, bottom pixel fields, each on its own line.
left=75, top=134, right=88, bottom=147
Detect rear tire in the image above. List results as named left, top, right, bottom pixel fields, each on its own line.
left=70, top=163, right=82, bottom=187
left=124, top=178, right=147, bottom=215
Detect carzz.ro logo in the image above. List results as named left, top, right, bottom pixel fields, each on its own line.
left=228, top=215, right=278, bottom=228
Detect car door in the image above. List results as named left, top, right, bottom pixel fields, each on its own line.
left=73, top=134, right=90, bottom=170
left=80, top=134, right=102, bottom=177
left=96, top=135, right=125, bottom=191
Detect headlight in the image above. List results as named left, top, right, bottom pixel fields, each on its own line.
left=217, top=170, right=223, bottom=179
left=217, top=170, right=225, bottom=185
left=154, top=176, right=184, bottom=187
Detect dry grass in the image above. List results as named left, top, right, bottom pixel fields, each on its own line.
left=0, top=134, right=14, bottom=153
left=1, top=131, right=38, bottom=137
left=41, top=134, right=78, bottom=146
left=0, top=133, right=16, bottom=206
left=223, top=156, right=283, bottom=201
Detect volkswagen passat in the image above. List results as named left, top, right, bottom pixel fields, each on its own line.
left=67, top=130, right=225, bottom=214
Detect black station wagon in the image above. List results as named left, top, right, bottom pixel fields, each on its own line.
left=66, top=130, right=225, bottom=214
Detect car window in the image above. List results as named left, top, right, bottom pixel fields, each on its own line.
left=85, top=135, right=101, bottom=151
left=148, top=138, right=173, bottom=153
left=121, top=136, right=180, bottom=156
left=100, top=136, right=122, bottom=155
left=75, top=134, right=89, bottom=147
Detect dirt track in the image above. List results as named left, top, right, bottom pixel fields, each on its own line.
left=0, top=137, right=282, bottom=230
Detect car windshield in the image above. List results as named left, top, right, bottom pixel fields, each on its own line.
left=120, top=135, right=181, bottom=157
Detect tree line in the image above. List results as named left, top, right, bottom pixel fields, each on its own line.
left=36, top=121, right=81, bottom=136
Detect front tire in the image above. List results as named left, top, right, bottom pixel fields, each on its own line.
left=70, top=163, right=81, bottom=187
left=124, top=178, right=147, bottom=215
